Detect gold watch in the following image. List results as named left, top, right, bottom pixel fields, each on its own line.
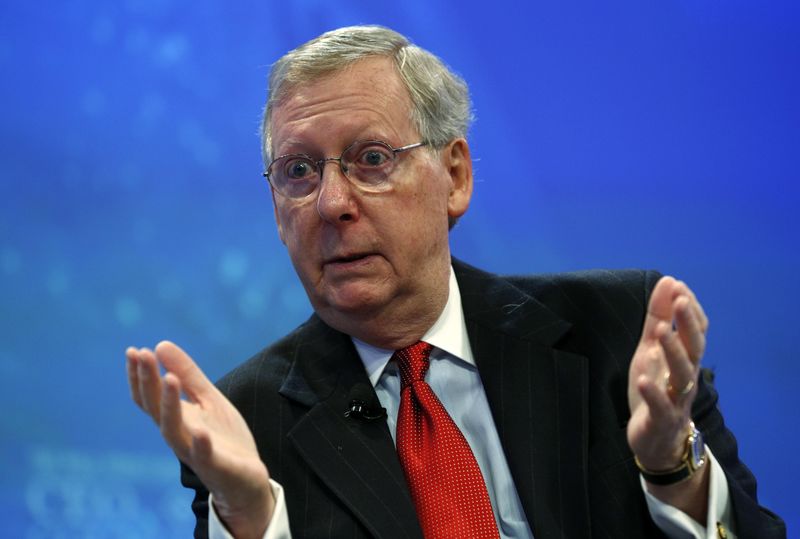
left=635, top=421, right=706, bottom=486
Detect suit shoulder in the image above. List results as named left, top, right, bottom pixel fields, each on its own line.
left=505, top=269, right=662, bottom=343
left=506, top=268, right=661, bottom=302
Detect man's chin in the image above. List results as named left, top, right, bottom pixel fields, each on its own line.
left=316, top=282, right=393, bottom=318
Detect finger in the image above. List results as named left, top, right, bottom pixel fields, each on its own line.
left=681, top=282, right=709, bottom=333
left=126, top=347, right=143, bottom=408
left=637, top=373, right=678, bottom=425
left=137, top=348, right=162, bottom=422
left=191, top=427, right=214, bottom=468
left=674, top=295, right=705, bottom=363
left=659, top=325, right=697, bottom=404
left=155, top=341, right=217, bottom=403
left=642, top=276, right=679, bottom=340
left=160, top=372, right=193, bottom=458
left=647, top=321, right=671, bottom=375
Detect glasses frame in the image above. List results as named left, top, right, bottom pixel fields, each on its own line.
left=263, top=140, right=428, bottom=199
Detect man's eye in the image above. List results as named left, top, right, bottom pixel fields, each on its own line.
left=358, top=149, right=391, bottom=167
left=284, top=159, right=314, bottom=179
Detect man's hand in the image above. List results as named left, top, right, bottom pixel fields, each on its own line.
left=126, top=341, right=274, bottom=539
left=627, top=276, right=710, bottom=522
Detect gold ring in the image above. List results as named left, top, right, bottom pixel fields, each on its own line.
left=665, top=371, right=695, bottom=397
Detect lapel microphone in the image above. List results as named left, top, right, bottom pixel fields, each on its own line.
left=344, top=383, right=387, bottom=421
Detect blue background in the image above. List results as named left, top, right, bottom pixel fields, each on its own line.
left=1, top=1, right=797, bottom=536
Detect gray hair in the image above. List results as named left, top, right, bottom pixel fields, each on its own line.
left=261, top=25, right=473, bottom=165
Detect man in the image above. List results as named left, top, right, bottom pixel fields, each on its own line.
left=126, top=26, right=784, bottom=538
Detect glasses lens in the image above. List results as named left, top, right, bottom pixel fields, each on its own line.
left=342, top=141, right=396, bottom=190
left=270, top=155, right=318, bottom=198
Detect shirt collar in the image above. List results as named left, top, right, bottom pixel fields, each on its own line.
left=353, top=266, right=475, bottom=387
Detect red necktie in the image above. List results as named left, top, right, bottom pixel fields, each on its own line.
left=394, top=341, right=500, bottom=539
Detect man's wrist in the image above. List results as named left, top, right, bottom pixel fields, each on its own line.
left=636, top=421, right=707, bottom=486
left=213, top=484, right=274, bottom=539
left=209, top=480, right=290, bottom=539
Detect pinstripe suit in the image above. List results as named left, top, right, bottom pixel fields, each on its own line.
left=182, top=259, right=785, bottom=538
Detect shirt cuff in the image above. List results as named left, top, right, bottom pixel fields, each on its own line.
left=208, top=479, right=292, bottom=539
left=641, top=446, right=735, bottom=539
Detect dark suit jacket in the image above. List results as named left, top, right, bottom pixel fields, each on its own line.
left=183, top=259, right=785, bottom=538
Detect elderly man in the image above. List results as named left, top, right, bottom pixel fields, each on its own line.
left=126, top=26, right=784, bottom=539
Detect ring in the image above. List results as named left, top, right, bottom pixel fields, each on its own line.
left=664, top=371, right=695, bottom=397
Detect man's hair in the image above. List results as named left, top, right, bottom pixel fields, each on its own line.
left=261, top=25, right=473, bottom=165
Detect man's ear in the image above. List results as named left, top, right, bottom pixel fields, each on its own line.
left=270, top=188, right=286, bottom=245
left=444, top=138, right=473, bottom=220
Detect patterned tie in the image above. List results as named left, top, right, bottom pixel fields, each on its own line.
left=394, top=341, right=500, bottom=539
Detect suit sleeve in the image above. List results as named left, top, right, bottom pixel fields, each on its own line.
left=690, top=369, right=786, bottom=538
left=180, top=461, right=210, bottom=539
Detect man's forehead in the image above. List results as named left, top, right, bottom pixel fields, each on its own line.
left=277, top=57, right=406, bottom=111
left=270, top=57, right=416, bottom=150
left=286, top=54, right=398, bottom=89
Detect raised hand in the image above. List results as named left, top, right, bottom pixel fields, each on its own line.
left=627, top=276, right=711, bottom=520
left=126, top=341, right=273, bottom=539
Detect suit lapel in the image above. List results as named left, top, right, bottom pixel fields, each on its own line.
left=455, top=260, right=592, bottom=538
left=278, top=317, right=423, bottom=539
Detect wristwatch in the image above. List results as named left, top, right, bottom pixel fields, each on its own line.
left=635, top=421, right=706, bottom=486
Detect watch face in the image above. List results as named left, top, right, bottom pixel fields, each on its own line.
left=691, top=429, right=706, bottom=468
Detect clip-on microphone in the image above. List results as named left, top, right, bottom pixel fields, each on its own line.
left=344, top=383, right=387, bottom=421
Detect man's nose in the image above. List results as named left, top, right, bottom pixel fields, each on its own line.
left=316, top=159, right=358, bottom=223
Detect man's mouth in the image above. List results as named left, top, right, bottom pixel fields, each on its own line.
left=324, top=253, right=377, bottom=266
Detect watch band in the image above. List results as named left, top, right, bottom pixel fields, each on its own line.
left=635, top=455, right=695, bottom=485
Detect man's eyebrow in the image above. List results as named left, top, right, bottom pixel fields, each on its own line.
left=353, top=131, right=400, bottom=143
left=276, top=134, right=401, bottom=156
left=274, top=139, right=317, bottom=156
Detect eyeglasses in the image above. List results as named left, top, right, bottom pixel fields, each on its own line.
left=263, top=140, right=428, bottom=199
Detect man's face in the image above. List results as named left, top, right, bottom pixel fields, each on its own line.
left=269, top=56, right=472, bottom=344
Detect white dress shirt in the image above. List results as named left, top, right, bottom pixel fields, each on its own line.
left=210, top=267, right=735, bottom=539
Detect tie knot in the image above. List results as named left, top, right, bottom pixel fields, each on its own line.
left=394, top=341, right=433, bottom=388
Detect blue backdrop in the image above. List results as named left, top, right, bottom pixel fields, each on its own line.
left=1, top=1, right=797, bottom=536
